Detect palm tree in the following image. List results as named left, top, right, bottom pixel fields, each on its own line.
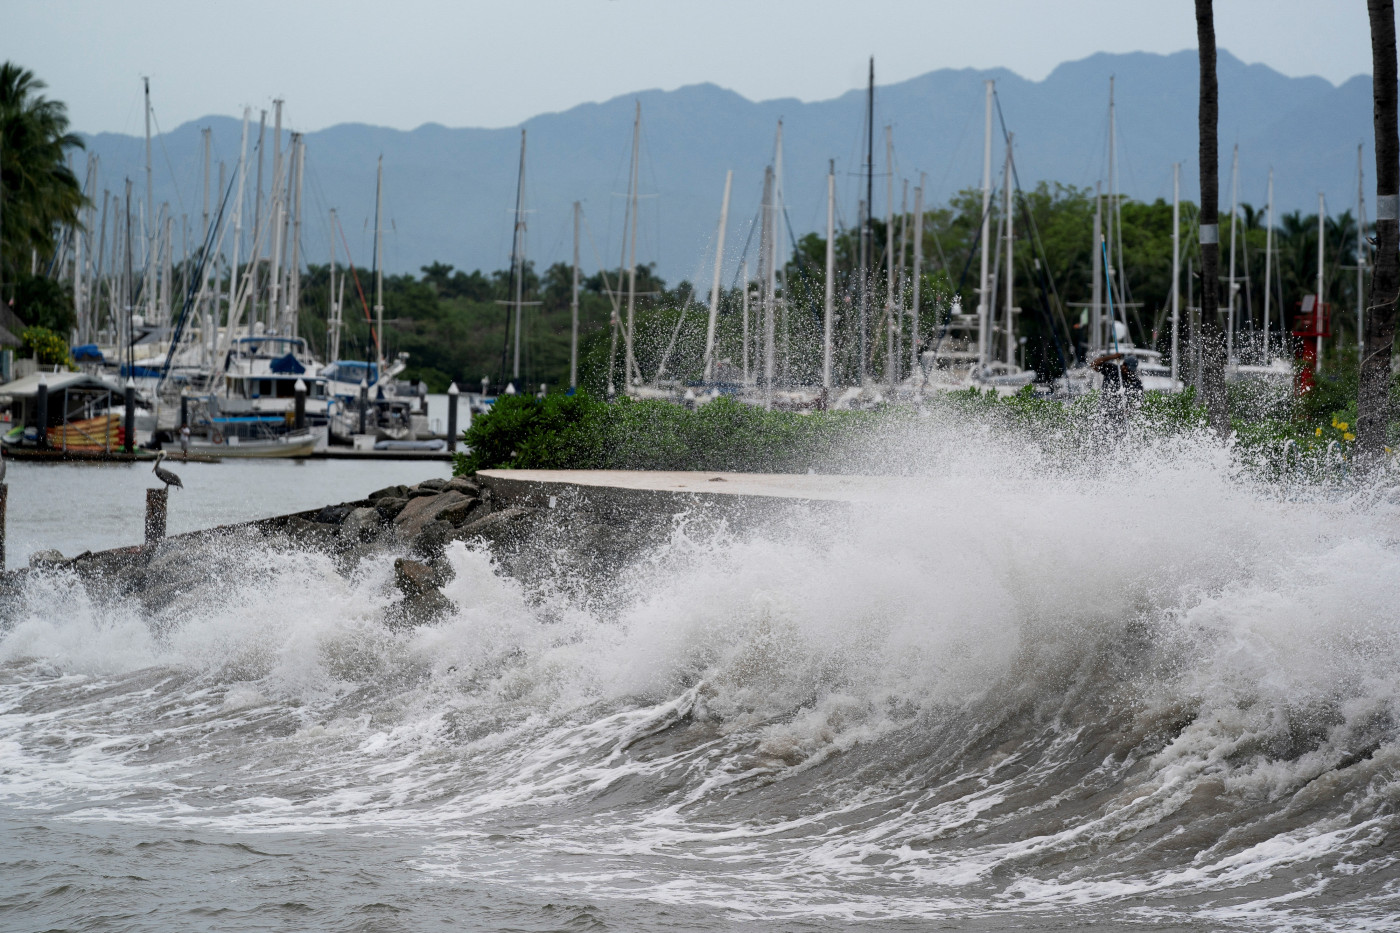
left=0, top=62, right=85, bottom=299
left=1196, top=0, right=1229, bottom=435
left=1359, top=0, right=1398, bottom=459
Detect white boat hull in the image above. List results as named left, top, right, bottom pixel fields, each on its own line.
left=163, top=431, right=317, bottom=458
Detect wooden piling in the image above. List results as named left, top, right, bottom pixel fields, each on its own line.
left=35, top=382, right=49, bottom=450
left=447, top=382, right=460, bottom=451
left=0, top=483, right=7, bottom=570
left=145, top=488, right=167, bottom=544
left=294, top=378, right=307, bottom=430
left=123, top=381, right=136, bottom=453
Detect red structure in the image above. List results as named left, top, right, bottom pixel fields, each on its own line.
left=1291, top=294, right=1331, bottom=394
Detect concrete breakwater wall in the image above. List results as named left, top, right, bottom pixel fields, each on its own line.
left=0, top=470, right=855, bottom=629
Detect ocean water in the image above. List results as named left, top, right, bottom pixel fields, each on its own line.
left=2, top=422, right=1398, bottom=932
left=2, top=391, right=467, bottom=569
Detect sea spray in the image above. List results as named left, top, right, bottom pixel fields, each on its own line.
left=2, top=415, right=1398, bottom=930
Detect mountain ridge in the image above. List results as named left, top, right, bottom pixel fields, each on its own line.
left=77, top=48, right=1374, bottom=285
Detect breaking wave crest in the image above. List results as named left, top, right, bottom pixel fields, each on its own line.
left=3, top=426, right=1399, bottom=929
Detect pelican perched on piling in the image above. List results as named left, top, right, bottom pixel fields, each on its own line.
left=152, top=451, right=183, bottom=491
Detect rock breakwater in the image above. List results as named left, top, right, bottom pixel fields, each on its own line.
left=0, top=470, right=803, bottom=631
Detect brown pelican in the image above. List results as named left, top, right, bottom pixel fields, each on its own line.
left=152, top=451, right=183, bottom=491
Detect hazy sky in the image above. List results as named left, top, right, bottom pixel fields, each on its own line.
left=4, top=0, right=1386, bottom=136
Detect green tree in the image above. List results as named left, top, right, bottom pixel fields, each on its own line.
left=11, top=270, right=73, bottom=332
left=0, top=63, right=85, bottom=298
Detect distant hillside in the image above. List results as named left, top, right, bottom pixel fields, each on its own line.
left=79, top=49, right=1372, bottom=285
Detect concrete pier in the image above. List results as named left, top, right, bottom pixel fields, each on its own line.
left=476, top=469, right=924, bottom=506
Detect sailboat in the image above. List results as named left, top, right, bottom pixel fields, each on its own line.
left=322, top=156, right=420, bottom=441
left=918, top=79, right=1036, bottom=397
left=1060, top=79, right=1180, bottom=396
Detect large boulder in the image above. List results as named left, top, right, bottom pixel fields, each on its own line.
left=384, top=556, right=455, bottom=629
left=437, top=497, right=480, bottom=527
left=313, top=503, right=357, bottom=525
left=445, top=477, right=479, bottom=497
left=453, top=507, right=533, bottom=551
left=394, top=490, right=470, bottom=541
left=368, top=484, right=410, bottom=501
left=375, top=497, right=411, bottom=522
left=341, top=506, right=382, bottom=541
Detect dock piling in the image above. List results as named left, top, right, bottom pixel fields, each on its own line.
left=123, top=379, right=136, bottom=453
left=447, top=382, right=459, bottom=451
left=35, top=379, right=49, bottom=450
left=294, top=378, right=307, bottom=430
left=0, top=483, right=7, bottom=570
left=145, top=488, right=167, bottom=544
left=358, top=378, right=368, bottom=435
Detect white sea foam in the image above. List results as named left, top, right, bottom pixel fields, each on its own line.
left=1, top=417, right=1397, bottom=928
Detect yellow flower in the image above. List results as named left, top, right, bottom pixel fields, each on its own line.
left=1338, top=421, right=1348, bottom=431
left=1315, top=427, right=1323, bottom=436
left=1344, top=432, right=1355, bottom=442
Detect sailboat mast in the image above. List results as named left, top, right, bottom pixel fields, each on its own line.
left=1357, top=143, right=1366, bottom=356
left=72, top=168, right=85, bottom=337
left=823, top=160, right=835, bottom=390
left=226, top=110, right=251, bottom=360
left=374, top=155, right=384, bottom=377
left=741, top=258, right=750, bottom=384
left=512, top=129, right=526, bottom=382
left=1263, top=168, right=1273, bottom=361
left=211, top=160, right=225, bottom=361
left=252, top=110, right=266, bottom=326
left=1316, top=192, right=1325, bottom=373
left=329, top=208, right=339, bottom=363
left=1004, top=134, right=1015, bottom=366
left=885, top=126, right=896, bottom=384
left=144, top=77, right=155, bottom=320
left=271, top=100, right=284, bottom=333
left=775, top=120, right=787, bottom=380
left=94, top=191, right=109, bottom=345
left=763, top=165, right=776, bottom=404
left=911, top=176, right=924, bottom=376
left=1227, top=143, right=1238, bottom=362
left=161, top=209, right=173, bottom=320
left=977, top=79, right=993, bottom=369
left=1092, top=182, right=1103, bottom=354
left=897, top=178, right=909, bottom=377
left=125, top=180, right=134, bottom=375
left=571, top=200, right=580, bottom=391
left=201, top=128, right=211, bottom=247
left=1109, top=77, right=1128, bottom=309
left=268, top=200, right=283, bottom=342
left=289, top=136, right=303, bottom=337
left=624, top=101, right=641, bottom=389
left=702, top=170, right=732, bottom=383
left=1172, top=162, right=1181, bottom=383
left=861, top=57, right=874, bottom=385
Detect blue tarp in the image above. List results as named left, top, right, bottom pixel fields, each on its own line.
left=269, top=353, right=306, bottom=374
left=72, top=344, right=104, bottom=362
left=322, top=360, right=378, bottom=383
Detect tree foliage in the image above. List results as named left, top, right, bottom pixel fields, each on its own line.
left=0, top=62, right=85, bottom=296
